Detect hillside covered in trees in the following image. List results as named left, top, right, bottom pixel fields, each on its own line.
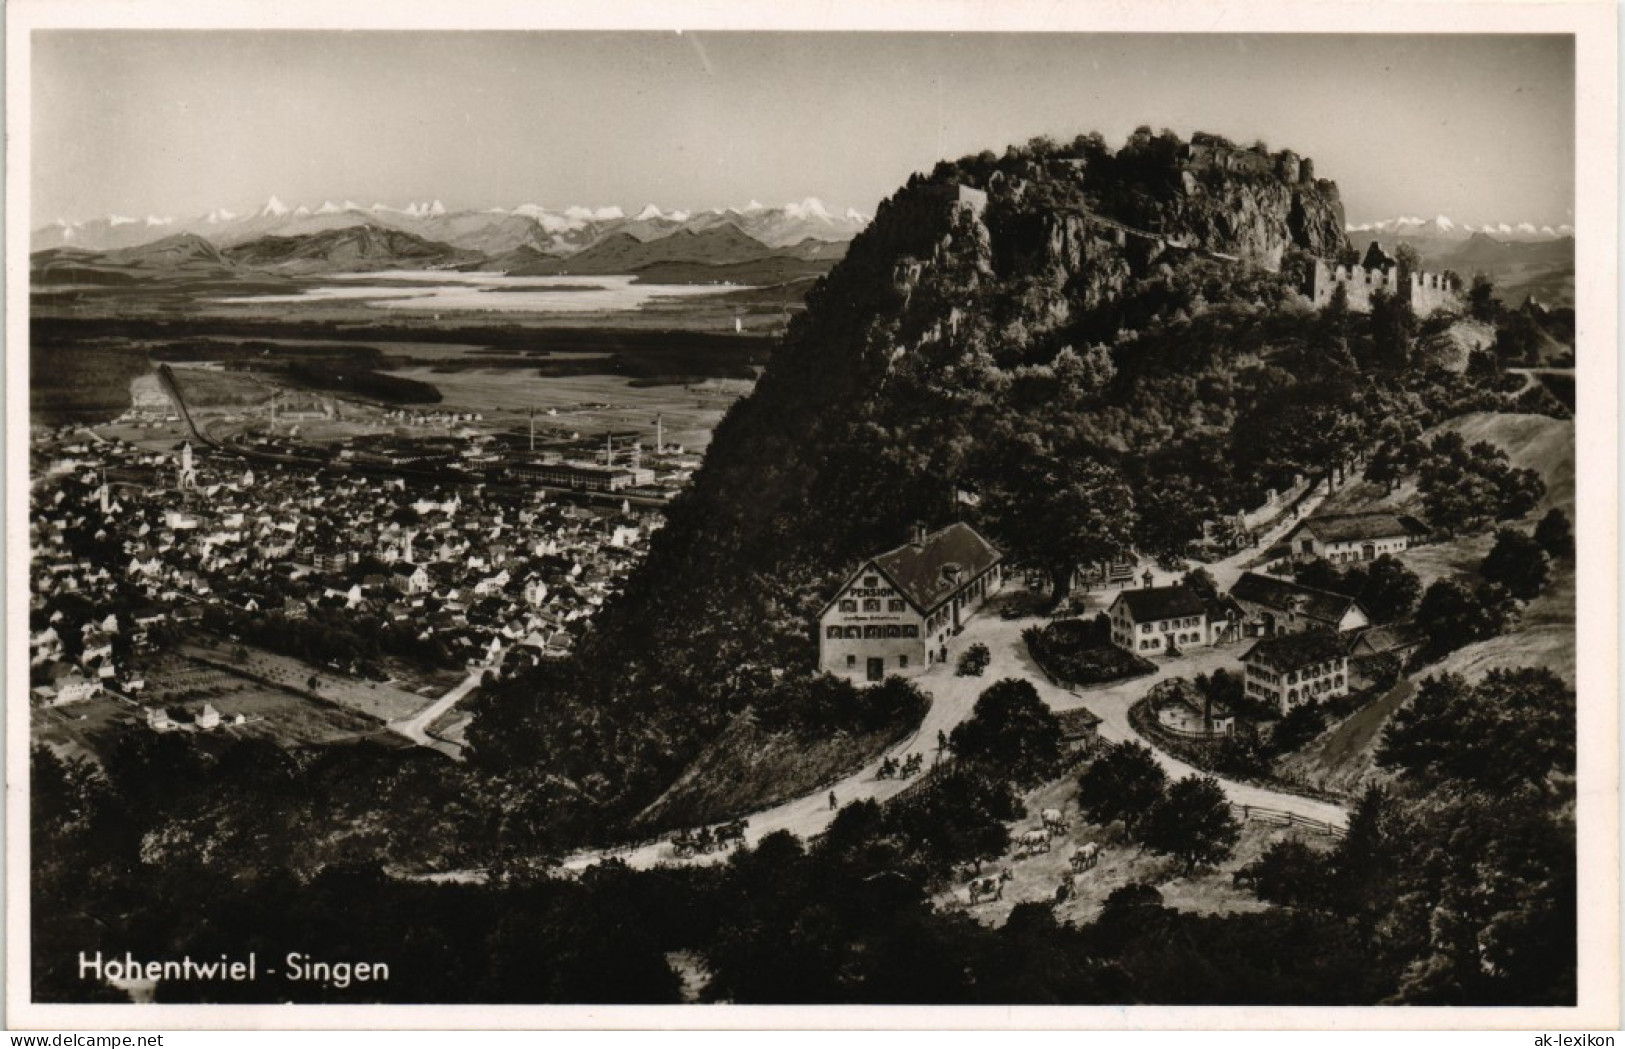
left=466, top=129, right=1559, bottom=837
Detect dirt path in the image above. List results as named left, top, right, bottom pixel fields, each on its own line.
left=387, top=669, right=481, bottom=758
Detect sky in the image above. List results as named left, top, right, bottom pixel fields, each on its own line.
left=32, top=31, right=1575, bottom=229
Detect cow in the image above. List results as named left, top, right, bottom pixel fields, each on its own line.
left=1070, top=842, right=1101, bottom=872
left=1041, top=807, right=1069, bottom=835
left=968, top=867, right=1013, bottom=905
left=1053, top=872, right=1084, bottom=904
left=1018, top=828, right=1052, bottom=854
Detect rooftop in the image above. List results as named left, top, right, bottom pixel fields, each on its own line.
left=1111, top=584, right=1207, bottom=622
left=1229, top=572, right=1364, bottom=624
left=1241, top=631, right=1350, bottom=671
left=867, top=522, right=1001, bottom=614
left=1288, top=512, right=1429, bottom=544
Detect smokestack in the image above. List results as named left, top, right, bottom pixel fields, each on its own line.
left=656, top=413, right=664, bottom=454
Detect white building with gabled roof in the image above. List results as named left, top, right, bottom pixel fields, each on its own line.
left=818, top=523, right=1003, bottom=684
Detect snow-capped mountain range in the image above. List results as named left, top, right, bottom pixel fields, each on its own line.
left=33, top=197, right=873, bottom=255
left=1345, top=214, right=1573, bottom=241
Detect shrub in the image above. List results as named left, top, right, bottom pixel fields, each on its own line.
left=1023, top=620, right=1155, bottom=686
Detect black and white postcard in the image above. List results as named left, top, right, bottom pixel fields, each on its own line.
left=7, top=0, right=1618, bottom=1031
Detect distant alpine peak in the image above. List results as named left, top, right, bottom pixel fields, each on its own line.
left=204, top=208, right=238, bottom=224
left=145, top=215, right=174, bottom=227
left=783, top=197, right=832, bottom=221
left=844, top=207, right=869, bottom=222
left=1349, top=212, right=1568, bottom=241
left=742, top=199, right=767, bottom=213
left=634, top=203, right=667, bottom=221
left=260, top=195, right=291, bottom=218
left=108, top=215, right=138, bottom=226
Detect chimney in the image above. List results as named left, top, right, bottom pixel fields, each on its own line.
left=912, top=522, right=927, bottom=548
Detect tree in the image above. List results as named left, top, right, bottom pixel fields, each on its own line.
left=1269, top=701, right=1327, bottom=755
left=1414, top=579, right=1515, bottom=657
left=948, top=678, right=1063, bottom=789
left=1368, top=289, right=1416, bottom=371
left=1239, top=839, right=1331, bottom=910
left=1140, top=775, right=1241, bottom=874
left=1357, top=555, right=1422, bottom=623
left=1533, top=508, right=1574, bottom=560
left=976, top=431, right=1138, bottom=605
left=1393, top=242, right=1422, bottom=282
left=1183, top=567, right=1219, bottom=601
left=1480, top=528, right=1551, bottom=600
left=1077, top=741, right=1167, bottom=833
left=1468, top=273, right=1498, bottom=323
left=1377, top=668, right=1574, bottom=794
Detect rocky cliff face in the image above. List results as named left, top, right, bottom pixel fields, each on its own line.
left=580, top=127, right=1352, bottom=705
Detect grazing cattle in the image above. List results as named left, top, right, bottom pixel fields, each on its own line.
left=1070, top=842, right=1101, bottom=873
left=1041, top=807, right=1069, bottom=835
left=1018, top=828, right=1052, bottom=854
left=1053, top=872, right=1084, bottom=904
left=968, top=867, right=1013, bottom=905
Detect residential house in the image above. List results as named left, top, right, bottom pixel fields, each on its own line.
left=1228, top=572, right=1371, bottom=637
left=1283, top=512, right=1428, bottom=565
left=1240, top=631, right=1350, bottom=714
left=1107, top=585, right=1211, bottom=655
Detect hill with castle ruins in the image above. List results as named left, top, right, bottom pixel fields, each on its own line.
left=465, top=127, right=1567, bottom=842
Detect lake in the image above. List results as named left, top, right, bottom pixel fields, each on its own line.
left=211, top=271, right=750, bottom=314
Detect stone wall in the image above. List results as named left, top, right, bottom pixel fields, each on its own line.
left=1308, top=259, right=1461, bottom=318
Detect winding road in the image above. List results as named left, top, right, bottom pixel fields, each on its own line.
left=562, top=484, right=1348, bottom=871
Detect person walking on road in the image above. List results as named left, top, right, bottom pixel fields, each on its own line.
left=829, top=791, right=837, bottom=811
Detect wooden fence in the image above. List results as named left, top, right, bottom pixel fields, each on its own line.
left=1229, top=802, right=1346, bottom=838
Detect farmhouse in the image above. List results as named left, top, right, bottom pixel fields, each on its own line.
left=818, top=523, right=1003, bottom=683
left=1229, top=572, right=1370, bottom=637
left=1107, top=584, right=1211, bottom=656
left=1240, top=631, right=1350, bottom=714
left=1282, top=512, right=1428, bottom=565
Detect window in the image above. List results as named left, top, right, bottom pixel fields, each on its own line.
left=888, top=599, right=906, bottom=612
left=826, top=626, right=841, bottom=639
left=863, top=599, right=881, bottom=612
left=839, top=600, right=856, bottom=613
left=899, top=655, right=908, bottom=668
left=846, top=655, right=856, bottom=668
left=863, top=576, right=878, bottom=588
left=884, top=625, right=902, bottom=638
left=863, top=626, right=882, bottom=639
left=1141, top=623, right=1152, bottom=634
left=1334, top=675, right=1344, bottom=688
left=844, top=627, right=861, bottom=640
left=904, top=625, right=919, bottom=638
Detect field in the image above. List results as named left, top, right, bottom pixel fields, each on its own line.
left=31, top=695, right=145, bottom=764
left=1317, top=411, right=1574, bottom=523
left=936, top=771, right=1338, bottom=926
left=180, top=639, right=437, bottom=723
left=79, top=655, right=394, bottom=750
left=387, top=366, right=744, bottom=451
